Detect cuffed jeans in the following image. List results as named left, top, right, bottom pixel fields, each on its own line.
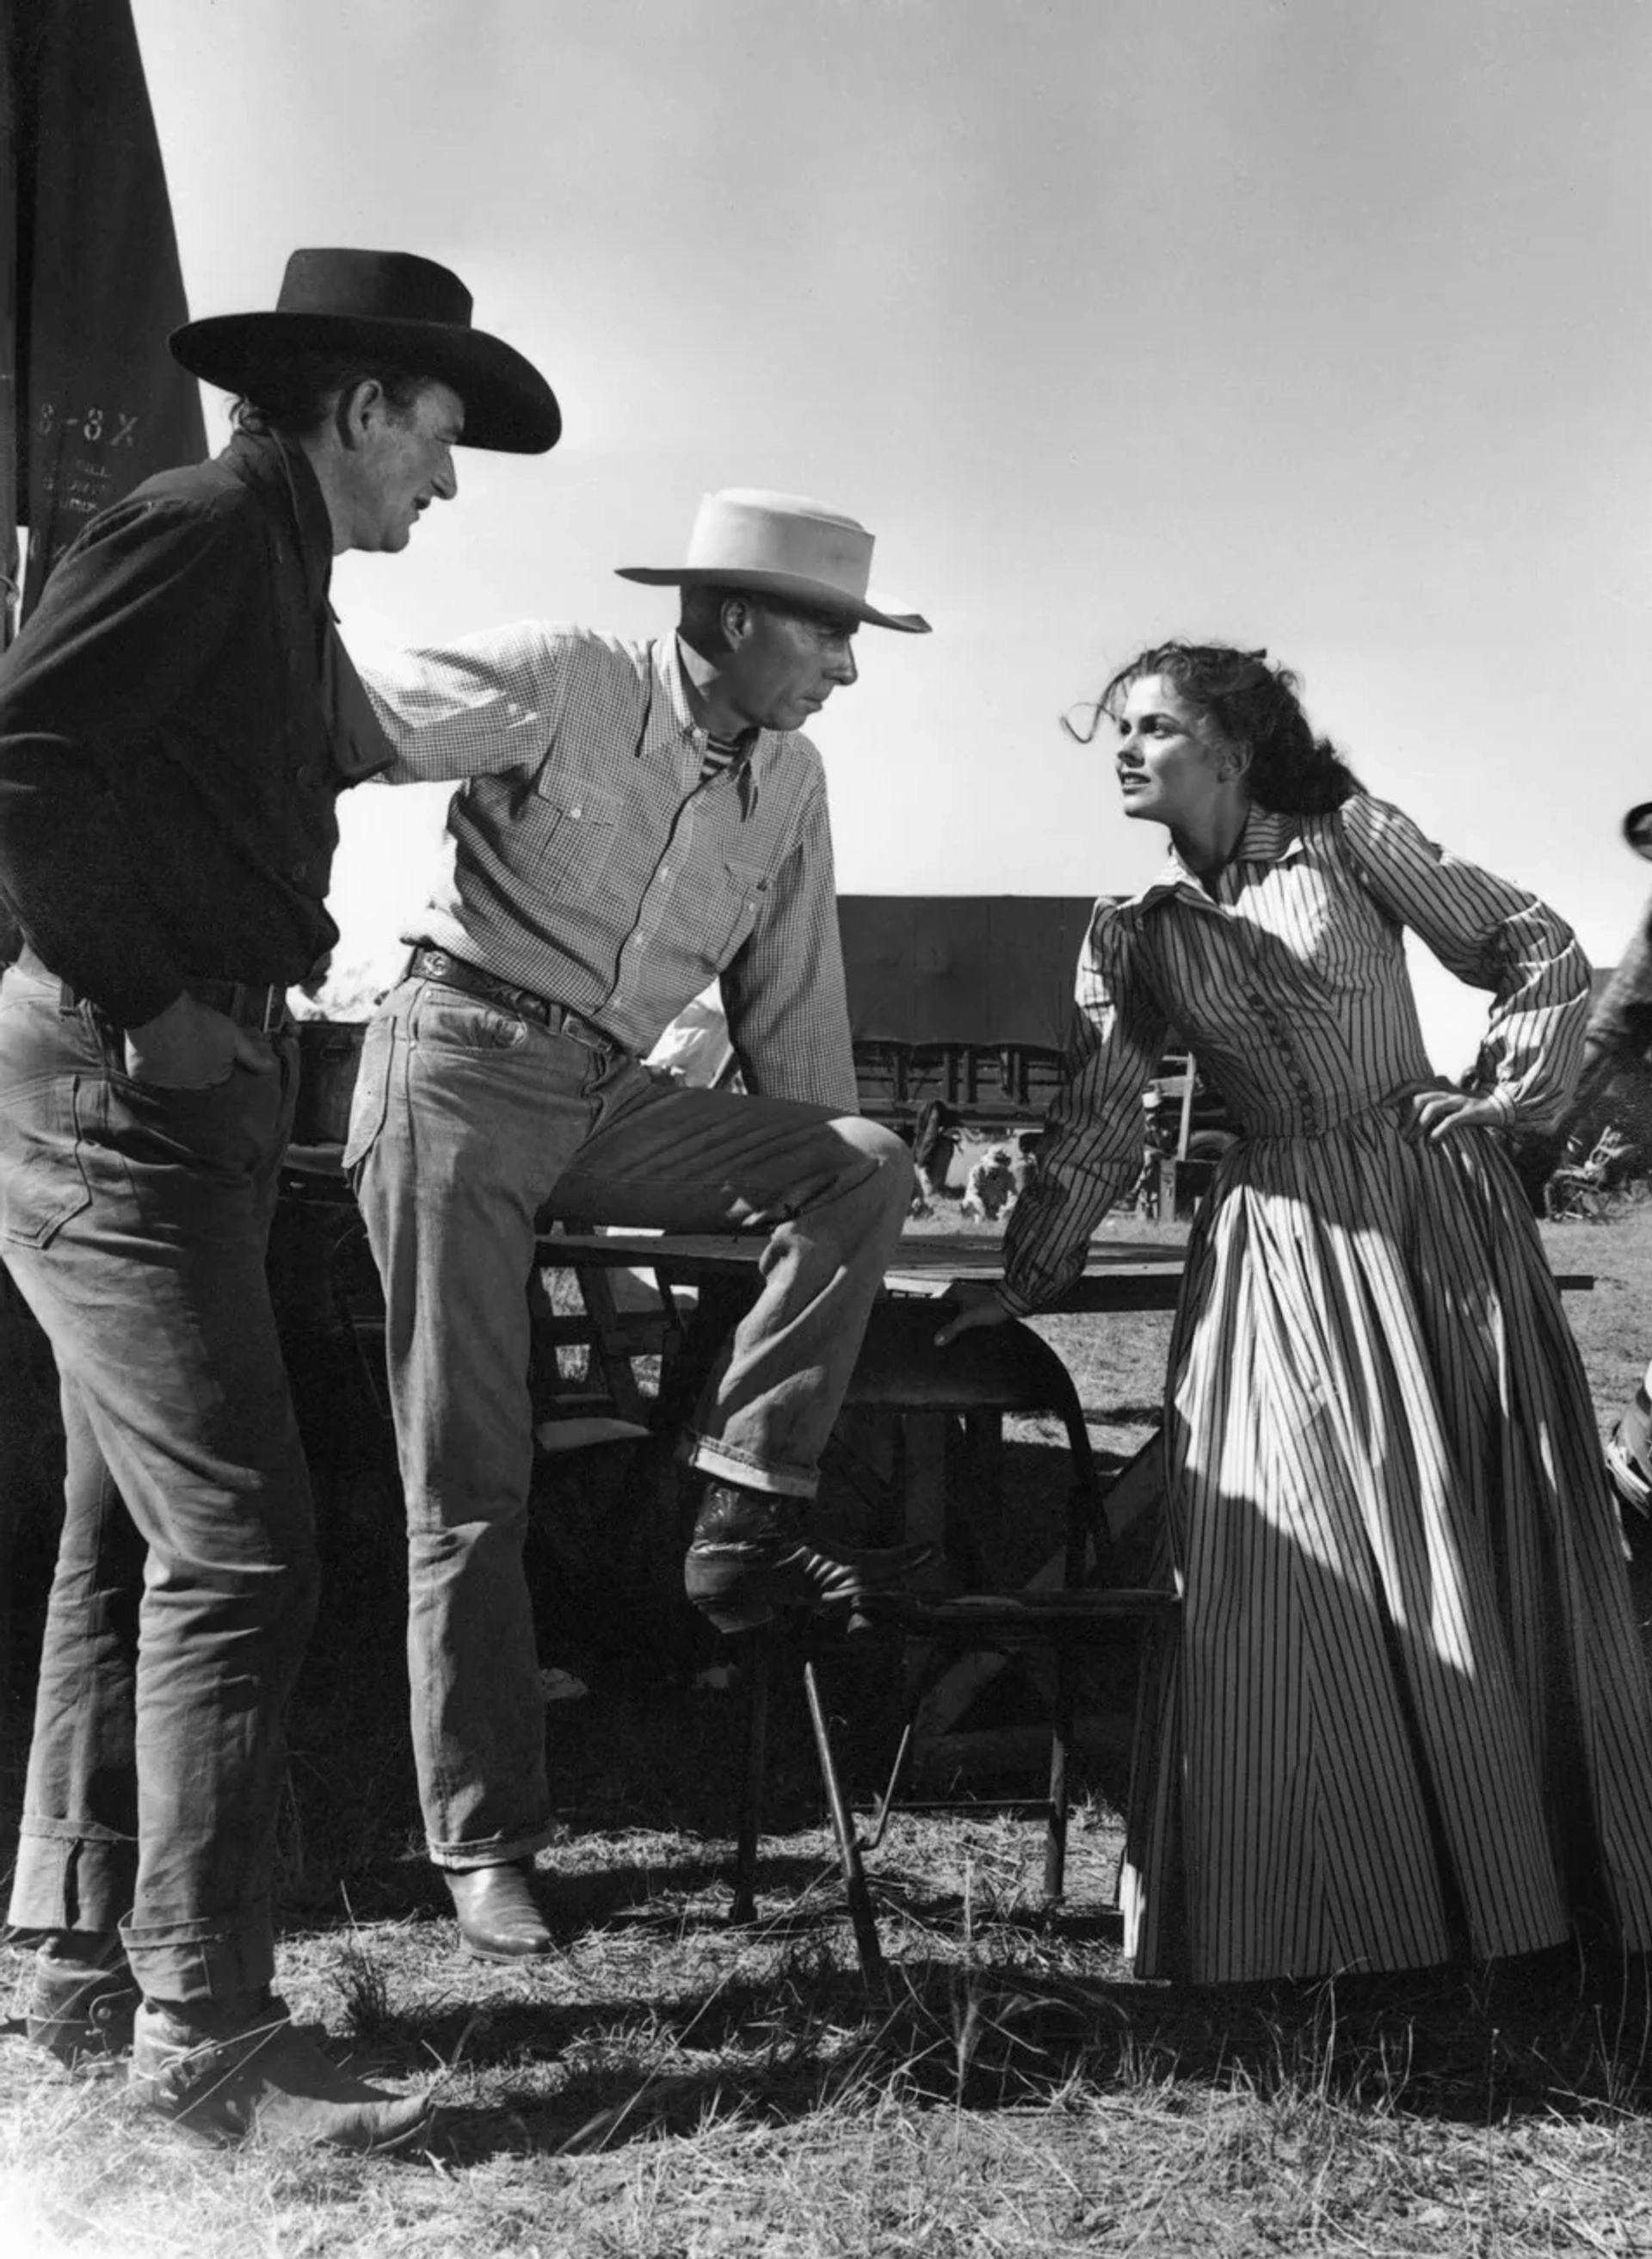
left=0, top=965, right=312, bottom=2009
left=347, top=973, right=913, bottom=1867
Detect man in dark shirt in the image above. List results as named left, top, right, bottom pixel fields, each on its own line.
left=0, top=249, right=556, bottom=2150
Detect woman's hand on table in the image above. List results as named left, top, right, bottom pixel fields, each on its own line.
left=933, top=1280, right=1015, bottom=1348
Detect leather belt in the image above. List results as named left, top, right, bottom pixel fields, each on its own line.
left=15, top=947, right=288, bottom=1034
left=183, top=978, right=289, bottom=1034
left=410, top=945, right=613, bottom=1047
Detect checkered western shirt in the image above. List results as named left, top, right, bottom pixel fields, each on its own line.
left=361, top=625, right=858, bottom=1109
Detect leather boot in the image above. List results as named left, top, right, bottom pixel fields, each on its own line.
left=683, top=1480, right=938, bottom=1633
left=443, top=1861, right=554, bottom=1961
left=128, top=1993, right=434, bottom=2151
left=26, top=1931, right=139, bottom=2067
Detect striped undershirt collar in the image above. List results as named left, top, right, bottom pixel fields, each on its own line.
left=663, top=633, right=764, bottom=797
left=700, top=727, right=755, bottom=777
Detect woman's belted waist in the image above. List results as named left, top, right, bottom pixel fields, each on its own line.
left=1222, top=1077, right=1452, bottom=1143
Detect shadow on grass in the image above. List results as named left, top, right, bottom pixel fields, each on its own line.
left=398, top=1940, right=1652, bottom=2163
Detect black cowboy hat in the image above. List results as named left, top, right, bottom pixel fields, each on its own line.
left=170, top=248, right=560, bottom=454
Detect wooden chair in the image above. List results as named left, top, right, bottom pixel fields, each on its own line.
left=727, top=1299, right=1177, bottom=1981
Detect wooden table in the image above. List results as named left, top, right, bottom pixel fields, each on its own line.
left=546, top=1224, right=1592, bottom=1312
left=543, top=1226, right=1187, bottom=1313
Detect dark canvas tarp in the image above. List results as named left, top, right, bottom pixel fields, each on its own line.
left=3, top=0, right=206, bottom=627
left=837, top=895, right=1102, bottom=1050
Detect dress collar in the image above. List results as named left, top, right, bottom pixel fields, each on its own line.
left=1132, top=805, right=1307, bottom=916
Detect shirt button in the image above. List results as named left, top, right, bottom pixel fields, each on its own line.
left=569, top=805, right=583, bottom=820
left=290, top=860, right=309, bottom=882
left=294, top=763, right=318, bottom=787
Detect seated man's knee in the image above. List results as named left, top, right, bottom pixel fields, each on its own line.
left=847, top=1116, right=916, bottom=1207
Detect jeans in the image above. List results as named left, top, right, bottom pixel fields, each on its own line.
left=347, top=973, right=913, bottom=1867
left=0, top=965, right=312, bottom=2009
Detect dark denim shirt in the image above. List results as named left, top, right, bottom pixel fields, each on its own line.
left=0, top=431, right=379, bottom=1028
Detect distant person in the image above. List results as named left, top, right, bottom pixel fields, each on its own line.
left=1006, top=1130, right=1043, bottom=1207
left=960, top=1143, right=1015, bottom=1220
left=1544, top=798, right=1652, bottom=1162
left=1128, top=1088, right=1175, bottom=1217
left=0, top=249, right=558, bottom=2147
left=910, top=1098, right=963, bottom=1201
left=1578, top=802, right=1652, bottom=1530
left=342, top=490, right=936, bottom=1963
left=940, top=641, right=1652, bottom=1984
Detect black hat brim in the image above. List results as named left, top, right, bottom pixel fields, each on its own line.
left=169, top=311, right=560, bottom=454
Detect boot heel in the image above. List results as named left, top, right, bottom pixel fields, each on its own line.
left=697, top=1593, right=775, bottom=1634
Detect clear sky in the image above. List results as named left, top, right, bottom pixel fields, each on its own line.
left=132, top=0, right=1652, bottom=1065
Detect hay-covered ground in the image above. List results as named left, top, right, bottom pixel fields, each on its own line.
left=3, top=1196, right=1652, bottom=2256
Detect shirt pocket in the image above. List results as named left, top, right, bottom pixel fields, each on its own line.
left=527, top=776, right=620, bottom=888
left=716, top=859, right=772, bottom=960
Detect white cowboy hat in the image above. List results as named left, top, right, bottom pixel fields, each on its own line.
left=616, top=488, right=929, bottom=633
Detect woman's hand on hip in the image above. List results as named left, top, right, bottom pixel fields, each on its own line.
left=1404, top=1083, right=1507, bottom=1145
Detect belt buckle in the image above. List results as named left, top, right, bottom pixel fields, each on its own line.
left=232, top=981, right=285, bottom=1034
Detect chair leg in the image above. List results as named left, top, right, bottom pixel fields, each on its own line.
left=1043, top=1640, right=1074, bottom=1908
left=730, top=1624, right=774, bottom=1925
left=866, top=1719, right=918, bottom=1854
left=801, top=1657, right=885, bottom=1984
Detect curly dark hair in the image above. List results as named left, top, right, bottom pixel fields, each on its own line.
left=1069, top=642, right=1363, bottom=816
left=230, top=358, right=431, bottom=442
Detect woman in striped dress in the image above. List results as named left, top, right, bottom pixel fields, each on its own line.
left=940, top=642, right=1652, bottom=1984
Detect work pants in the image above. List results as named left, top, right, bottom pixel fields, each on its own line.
left=347, top=972, right=912, bottom=1867
left=0, top=965, right=311, bottom=2009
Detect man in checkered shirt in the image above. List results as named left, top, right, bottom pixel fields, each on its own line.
left=346, top=489, right=934, bottom=1962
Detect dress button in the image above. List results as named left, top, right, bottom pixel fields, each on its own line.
left=290, top=860, right=309, bottom=882
left=294, top=763, right=317, bottom=788
left=569, top=806, right=583, bottom=820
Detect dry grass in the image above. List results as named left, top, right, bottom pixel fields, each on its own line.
left=6, top=1198, right=1652, bottom=2256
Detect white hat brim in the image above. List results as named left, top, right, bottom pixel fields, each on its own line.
left=614, top=565, right=929, bottom=634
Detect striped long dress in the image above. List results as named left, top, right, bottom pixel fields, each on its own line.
left=1002, top=793, right=1652, bottom=1983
